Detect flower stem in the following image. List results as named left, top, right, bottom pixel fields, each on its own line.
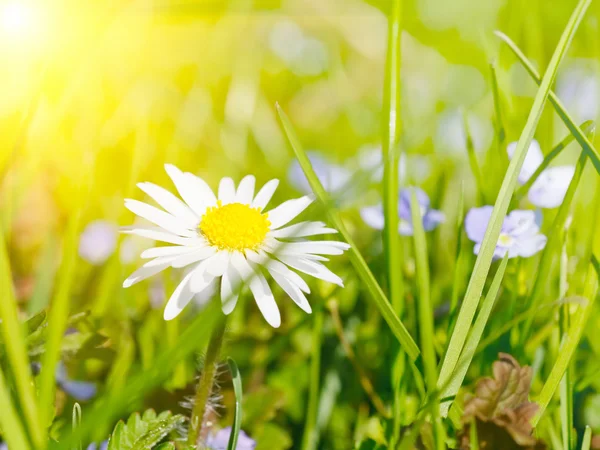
left=188, top=317, right=228, bottom=446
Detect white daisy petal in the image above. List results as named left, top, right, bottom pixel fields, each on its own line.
left=236, top=175, right=256, bottom=205
left=266, top=257, right=310, bottom=293
left=120, top=226, right=198, bottom=246
left=141, top=245, right=203, bottom=259
left=206, top=251, right=231, bottom=277
left=269, top=268, right=312, bottom=313
left=164, top=164, right=207, bottom=216
left=270, top=241, right=350, bottom=257
left=125, top=199, right=196, bottom=237
left=144, top=256, right=180, bottom=267
left=230, top=251, right=254, bottom=281
left=218, top=177, right=236, bottom=204
left=137, top=182, right=198, bottom=226
left=252, top=179, right=279, bottom=210
left=269, top=221, right=338, bottom=238
left=185, top=173, right=217, bottom=210
left=248, top=267, right=281, bottom=328
left=267, top=195, right=315, bottom=229
left=278, top=255, right=344, bottom=287
left=164, top=269, right=197, bottom=320
left=171, top=246, right=217, bottom=268
left=189, top=260, right=217, bottom=293
left=123, top=261, right=171, bottom=288
left=221, top=265, right=242, bottom=314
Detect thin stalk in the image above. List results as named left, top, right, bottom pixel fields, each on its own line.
left=382, top=0, right=404, bottom=315
left=559, top=232, right=573, bottom=450
left=328, top=301, right=389, bottom=417
left=301, top=308, right=324, bottom=450
left=189, top=318, right=228, bottom=446
left=463, top=112, right=486, bottom=204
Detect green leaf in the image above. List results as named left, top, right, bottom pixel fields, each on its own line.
left=276, top=104, right=420, bottom=362
left=227, top=358, right=243, bottom=450
left=153, top=444, right=175, bottom=450
left=0, top=367, right=29, bottom=450
left=582, top=426, right=592, bottom=450
left=436, top=0, right=591, bottom=416
left=106, top=409, right=185, bottom=450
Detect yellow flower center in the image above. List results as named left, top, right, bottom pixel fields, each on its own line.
left=200, top=201, right=270, bottom=252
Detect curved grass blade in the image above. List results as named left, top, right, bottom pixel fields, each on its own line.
left=0, top=368, right=29, bottom=450
left=382, top=0, right=404, bottom=315
left=442, top=254, right=509, bottom=416
left=582, top=426, right=592, bottom=450
left=489, top=63, right=506, bottom=147
left=463, top=112, right=486, bottom=204
left=226, top=358, right=243, bottom=450
left=410, top=189, right=445, bottom=449
left=436, top=0, right=591, bottom=414
left=495, top=30, right=600, bottom=175
left=276, top=104, right=420, bottom=362
left=515, top=120, right=594, bottom=200
left=301, top=309, right=323, bottom=450
left=0, top=237, right=42, bottom=447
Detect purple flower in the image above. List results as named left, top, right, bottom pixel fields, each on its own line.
left=288, top=152, right=351, bottom=195
left=206, top=427, right=256, bottom=450
left=56, top=362, right=97, bottom=401
left=86, top=442, right=108, bottom=450
left=465, top=206, right=547, bottom=259
left=79, top=220, right=118, bottom=265
left=507, top=139, right=575, bottom=209
left=361, top=187, right=444, bottom=236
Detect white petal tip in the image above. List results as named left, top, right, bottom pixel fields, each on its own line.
left=123, top=280, right=133, bottom=288
left=163, top=309, right=179, bottom=321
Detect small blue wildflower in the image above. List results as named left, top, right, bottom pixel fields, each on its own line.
left=206, top=427, right=256, bottom=450
left=465, top=206, right=547, bottom=259
left=78, top=220, right=118, bottom=265
left=288, top=152, right=351, bottom=195
left=86, top=442, right=108, bottom=450
left=361, top=187, right=444, bottom=236
left=507, top=139, right=575, bottom=209
left=56, top=362, right=97, bottom=401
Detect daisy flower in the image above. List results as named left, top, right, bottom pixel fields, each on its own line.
left=122, top=164, right=350, bottom=327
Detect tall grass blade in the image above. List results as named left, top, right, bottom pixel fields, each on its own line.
left=0, top=237, right=43, bottom=447
left=382, top=0, right=404, bottom=315
left=0, top=368, right=29, bottom=450
left=276, top=104, right=420, bottom=361
left=495, top=31, right=600, bottom=174
left=436, top=0, right=591, bottom=414
left=226, top=358, right=243, bottom=450
left=442, top=254, right=509, bottom=416
left=301, top=308, right=323, bottom=450
left=533, top=270, right=598, bottom=425
left=582, top=426, right=592, bottom=450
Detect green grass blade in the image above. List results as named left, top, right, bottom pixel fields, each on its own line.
left=442, top=254, right=509, bottom=416
left=276, top=104, right=420, bottom=362
left=226, top=358, right=243, bottom=450
left=436, top=0, right=591, bottom=413
left=524, top=149, right=588, bottom=338
left=582, top=426, right=592, bottom=450
left=515, top=120, right=595, bottom=201
left=0, top=236, right=43, bottom=447
left=382, top=0, right=404, bottom=315
left=448, top=182, right=466, bottom=334
left=0, top=367, right=30, bottom=450
left=463, top=111, right=486, bottom=204
left=39, top=210, right=84, bottom=437
left=301, top=308, right=323, bottom=450
left=410, top=189, right=437, bottom=389
left=410, top=189, right=444, bottom=449
left=495, top=30, right=600, bottom=175
left=533, top=269, right=598, bottom=426
left=489, top=63, right=506, bottom=147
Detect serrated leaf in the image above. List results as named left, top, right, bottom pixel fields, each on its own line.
left=107, top=409, right=185, bottom=450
